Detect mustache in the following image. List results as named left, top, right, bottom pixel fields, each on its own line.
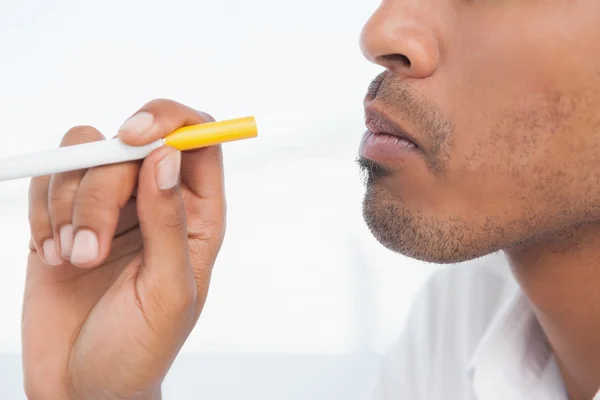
left=364, top=71, right=452, bottom=175
left=365, top=71, right=387, bottom=102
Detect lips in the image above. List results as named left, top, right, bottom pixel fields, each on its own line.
left=364, top=107, right=421, bottom=151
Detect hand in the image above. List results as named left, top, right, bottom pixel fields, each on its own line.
left=22, top=99, right=226, bottom=400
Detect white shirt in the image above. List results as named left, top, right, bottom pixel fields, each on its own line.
left=370, top=252, right=600, bottom=400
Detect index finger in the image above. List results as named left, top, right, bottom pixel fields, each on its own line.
left=117, top=99, right=215, bottom=146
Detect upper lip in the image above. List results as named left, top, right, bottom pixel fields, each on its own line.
left=364, top=107, right=422, bottom=151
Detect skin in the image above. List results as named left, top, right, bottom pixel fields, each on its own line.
left=24, top=100, right=225, bottom=399
left=21, top=1, right=600, bottom=400
left=359, top=0, right=600, bottom=398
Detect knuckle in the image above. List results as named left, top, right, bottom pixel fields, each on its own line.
left=62, top=125, right=104, bottom=145
left=161, top=206, right=187, bottom=231
left=144, top=98, right=212, bottom=123
left=145, top=98, right=176, bottom=110
left=74, top=187, right=118, bottom=220
left=65, top=125, right=96, bottom=135
left=49, top=185, right=78, bottom=210
left=146, top=277, right=196, bottom=318
left=196, top=110, right=215, bottom=122
left=28, top=176, right=49, bottom=199
left=170, top=281, right=197, bottom=312
left=76, top=186, right=110, bottom=207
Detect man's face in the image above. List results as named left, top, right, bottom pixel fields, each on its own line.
left=359, top=0, right=600, bottom=263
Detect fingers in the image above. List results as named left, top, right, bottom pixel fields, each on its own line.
left=117, top=98, right=225, bottom=240
left=117, top=99, right=225, bottom=307
left=180, top=145, right=226, bottom=318
left=136, top=145, right=194, bottom=293
left=29, top=125, right=141, bottom=269
left=47, top=126, right=104, bottom=259
left=114, top=198, right=139, bottom=237
left=29, top=98, right=225, bottom=284
left=181, top=145, right=226, bottom=262
left=29, top=125, right=106, bottom=266
left=117, top=99, right=215, bottom=147
left=68, top=160, right=139, bottom=268
left=28, top=176, right=60, bottom=265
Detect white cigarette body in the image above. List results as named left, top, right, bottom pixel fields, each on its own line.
left=0, top=138, right=165, bottom=182
left=0, top=116, right=258, bottom=182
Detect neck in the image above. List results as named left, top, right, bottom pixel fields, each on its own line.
left=505, top=222, right=600, bottom=400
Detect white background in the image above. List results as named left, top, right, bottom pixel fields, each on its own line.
left=0, top=1, right=437, bottom=398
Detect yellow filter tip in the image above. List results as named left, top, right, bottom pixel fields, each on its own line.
left=164, top=116, right=257, bottom=151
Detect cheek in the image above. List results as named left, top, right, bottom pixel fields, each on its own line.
left=428, top=9, right=600, bottom=218
left=443, top=0, right=600, bottom=155
left=435, top=85, right=600, bottom=232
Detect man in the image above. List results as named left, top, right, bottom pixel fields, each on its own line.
left=22, top=1, right=600, bottom=400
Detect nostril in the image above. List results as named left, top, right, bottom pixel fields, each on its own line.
left=381, top=53, right=412, bottom=68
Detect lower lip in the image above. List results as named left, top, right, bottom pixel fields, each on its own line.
left=359, top=130, right=419, bottom=162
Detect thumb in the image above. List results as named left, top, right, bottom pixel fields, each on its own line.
left=135, top=145, right=195, bottom=296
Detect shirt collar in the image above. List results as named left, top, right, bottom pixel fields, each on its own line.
left=466, top=286, right=568, bottom=400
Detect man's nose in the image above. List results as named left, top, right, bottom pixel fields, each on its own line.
left=360, top=1, right=441, bottom=79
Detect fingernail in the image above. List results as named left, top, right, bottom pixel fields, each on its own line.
left=42, top=239, right=63, bottom=266
left=156, top=150, right=181, bottom=190
left=59, top=225, right=74, bottom=258
left=118, top=112, right=155, bottom=136
left=70, top=230, right=100, bottom=265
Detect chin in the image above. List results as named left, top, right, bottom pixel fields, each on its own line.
left=362, top=185, right=503, bottom=265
